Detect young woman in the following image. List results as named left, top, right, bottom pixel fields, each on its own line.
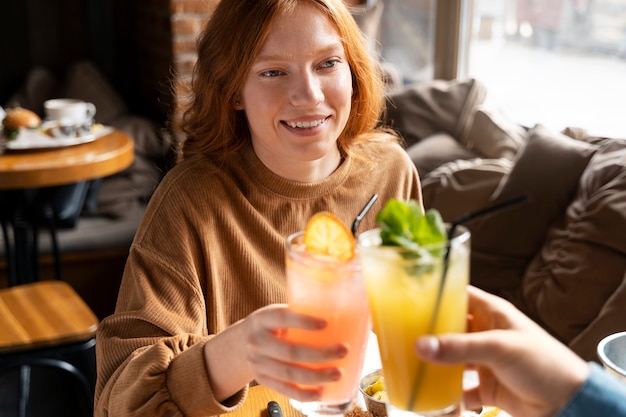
left=94, top=0, right=421, bottom=415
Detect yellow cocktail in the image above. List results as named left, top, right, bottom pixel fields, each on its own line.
left=285, top=230, right=371, bottom=416
left=358, top=226, right=470, bottom=416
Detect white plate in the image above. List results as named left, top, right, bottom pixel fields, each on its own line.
left=5, top=123, right=113, bottom=151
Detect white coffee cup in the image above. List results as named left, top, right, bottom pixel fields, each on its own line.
left=44, top=98, right=97, bottom=125
left=598, top=331, right=626, bottom=384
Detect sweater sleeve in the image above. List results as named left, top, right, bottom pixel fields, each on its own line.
left=94, top=245, right=249, bottom=417
left=94, top=170, right=251, bottom=417
left=556, top=362, right=626, bottom=417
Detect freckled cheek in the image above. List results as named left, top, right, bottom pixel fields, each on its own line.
left=245, top=88, right=285, bottom=126
left=325, top=75, right=353, bottom=109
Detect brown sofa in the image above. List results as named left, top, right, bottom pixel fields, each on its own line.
left=384, top=78, right=626, bottom=362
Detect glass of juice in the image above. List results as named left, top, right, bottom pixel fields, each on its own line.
left=357, top=225, right=470, bottom=417
left=285, top=231, right=371, bottom=416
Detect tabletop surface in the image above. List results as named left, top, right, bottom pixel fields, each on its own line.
left=228, top=385, right=305, bottom=417
left=0, top=128, right=134, bottom=190
left=227, top=386, right=380, bottom=417
left=228, top=385, right=504, bottom=417
left=0, top=281, right=99, bottom=353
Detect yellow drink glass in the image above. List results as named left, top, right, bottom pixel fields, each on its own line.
left=285, top=231, right=371, bottom=416
left=358, top=226, right=470, bottom=417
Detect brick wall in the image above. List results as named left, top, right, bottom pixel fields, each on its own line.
left=134, top=0, right=218, bottom=121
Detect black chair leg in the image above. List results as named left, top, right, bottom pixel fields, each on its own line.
left=18, top=365, right=31, bottom=417
left=41, top=203, right=63, bottom=281
left=1, top=356, right=95, bottom=417
left=1, top=219, right=17, bottom=287
left=48, top=218, right=63, bottom=281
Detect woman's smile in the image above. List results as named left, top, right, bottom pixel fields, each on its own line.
left=282, top=117, right=329, bottom=130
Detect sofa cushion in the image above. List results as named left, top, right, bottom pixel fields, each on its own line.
left=468, top=124, right=598, bottom=297
left=521, top=142, right=626, bottom=360
left=383, top=78, right=487, bottom=148
left=464, top=106, right=527, bottom=159
left=37, top=201, right=145, bottom=255
left=422, top=157, right=511, bottom=222
left=405, top=133, right=479, bottom=178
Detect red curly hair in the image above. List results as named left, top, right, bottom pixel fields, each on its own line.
left=175, top=0, right=396, bottom=162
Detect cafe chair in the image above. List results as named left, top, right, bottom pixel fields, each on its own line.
left=0, top=357, right=93, bottom=417
left=28, top=181, right=94, bottom=282
left=0, top=281, right=99, bottom=417
left=0, top=179, right=99, bottom=285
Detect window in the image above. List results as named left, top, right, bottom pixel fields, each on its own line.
left=463, top=0, right=626, bottom=138
left=367, top=0, right=626, bottom=138
left=377, top=0, right=436, bottom=84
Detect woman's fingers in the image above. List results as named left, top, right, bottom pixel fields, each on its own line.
left=246, top=305, right=348, bottom=365
left=252, top=354, right=343, bottom=388
left=253, top=374, right=324, bottom=402
left=243, top=304, right=348, bottom=396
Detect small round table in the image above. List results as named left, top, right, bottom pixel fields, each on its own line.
left=0, top=129, right=134, bottom=284
left=0, top=129, right=134, bottom=190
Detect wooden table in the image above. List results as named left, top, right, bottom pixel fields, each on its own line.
left=0, top=129, right=134, bottom=190
left=0, top=129, right=134, bottom=284
left=230, top=385, right=374, bottom=417
left=229, top=385, right=305, bottom=417
left=0, top=280, right=98, bottom=353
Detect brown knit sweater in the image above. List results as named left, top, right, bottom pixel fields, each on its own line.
left=95, top=141, right=422, bottom=416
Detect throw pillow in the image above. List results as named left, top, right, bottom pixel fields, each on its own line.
left=383, top=78, right=487, bottom=148
left=468, top=124, right=598, bottom=296
left=422, top=157, right=512, bottom=222
left=464, top=106, right=527, bottom=159
left=405, top=132, right=478, bottom=178
left=523, top=142, right=626, bottom=352
left=521, top=145, right=626, bottom=361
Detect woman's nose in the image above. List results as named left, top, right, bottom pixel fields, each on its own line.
left=289, top=71, right=324, bottom=106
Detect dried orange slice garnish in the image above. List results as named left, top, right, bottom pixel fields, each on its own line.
left=304, top=211, right=355, bottom=261
left=480, top=407, right=501, bottom=417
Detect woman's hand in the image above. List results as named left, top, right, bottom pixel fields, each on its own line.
left=415, top=286, right=590, bottom=417
left=244, top=304, right=348, bottom=400
left=205, top=304, right=347, bottom=402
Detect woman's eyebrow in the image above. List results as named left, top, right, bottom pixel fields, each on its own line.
left=255, top=42, right=345, bottom=63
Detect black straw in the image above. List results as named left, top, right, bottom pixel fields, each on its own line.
left=407, top=193, right=529, bottom=410
left=351, top=194, right=379, bottom=236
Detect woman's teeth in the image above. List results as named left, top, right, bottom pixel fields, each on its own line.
left=285, top=119, right=325, bottom=129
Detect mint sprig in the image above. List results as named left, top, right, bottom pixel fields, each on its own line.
left=376, top=199, right=447, bottom=258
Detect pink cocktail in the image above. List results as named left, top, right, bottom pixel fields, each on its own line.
left=285, top=231, right=371, bottom=416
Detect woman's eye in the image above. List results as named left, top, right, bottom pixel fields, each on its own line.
left=260, top=69, right=283, bottom=77
left=320, top=59, right=340, bottom=69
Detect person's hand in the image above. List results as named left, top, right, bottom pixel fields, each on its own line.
left=243, top=304, right=348, bottom=400
left=415, top=286, right=590, bottom=417
left=205, top=304, right=348, bottom=402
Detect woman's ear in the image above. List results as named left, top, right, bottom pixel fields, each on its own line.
left=233, top=98, right=244, bottom=110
